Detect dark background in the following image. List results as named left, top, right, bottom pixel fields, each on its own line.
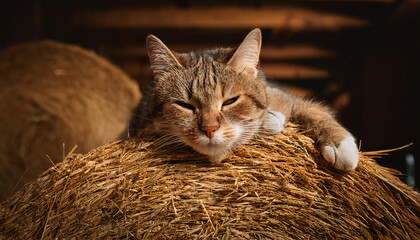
left=1, top=0, right=419, bottom=187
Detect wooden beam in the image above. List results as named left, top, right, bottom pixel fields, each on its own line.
left=261, top=45, right=336, bottom=60
left=106, top=44, right=336, bottom=60
left=260, top=63, right=330, bottom=79
left=118, top=59, right=329, bottom=80
left=74, top=6, right=368, bottom=30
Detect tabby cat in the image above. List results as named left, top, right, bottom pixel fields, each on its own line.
left=129, top=29, right=358, bottom=171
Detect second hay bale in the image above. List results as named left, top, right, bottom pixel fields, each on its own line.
left=0, top=41, right=141, bottom=200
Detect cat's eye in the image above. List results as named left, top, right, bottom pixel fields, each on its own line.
left=175, top=101, right=195, bottom=111
left=223, top=96, right=240, bottom=107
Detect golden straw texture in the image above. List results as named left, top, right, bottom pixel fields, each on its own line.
left=0, top=124, right=419, bottom=239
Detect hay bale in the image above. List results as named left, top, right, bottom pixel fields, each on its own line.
left=0, top=124, right=419, bottom=239
left=0, top=41, right=141, bottom=200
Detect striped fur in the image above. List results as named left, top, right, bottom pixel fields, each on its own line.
left=130, top=29, right=359, bottom=170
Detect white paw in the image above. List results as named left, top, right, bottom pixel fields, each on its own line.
left=262, top=110, right=286, bottom=135
left=322, top=135, right=359, bottom=171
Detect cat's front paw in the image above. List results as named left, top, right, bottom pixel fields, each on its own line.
left=262, top=110, right=286, bottom=135
left=321, top=135, right=359, bottom=171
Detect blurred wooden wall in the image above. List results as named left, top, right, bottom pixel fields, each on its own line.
left=0, top=0, right=418, bottom=187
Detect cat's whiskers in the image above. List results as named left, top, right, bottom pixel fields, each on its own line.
left=152, top=136, right=185, bottom=153
left=149, top=131, right=177, bottom=143
left=237, top=124, right=262, bottom=144
left=159, top=143, right=187, bottom=154
left=131, top=114, right=152, bottom=121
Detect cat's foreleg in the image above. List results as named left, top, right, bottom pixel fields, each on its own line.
left=265, top=86, right=359, bottom=171
left=291, top=101, right=359, bottom=171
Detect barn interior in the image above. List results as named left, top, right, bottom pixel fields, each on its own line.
left=0, top=0, right=419, bottom=187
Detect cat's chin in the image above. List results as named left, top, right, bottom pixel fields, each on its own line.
left=187, top=142, right=233, bottom=164
left=207, top=152, right=229, bottom=164
left=191, top=143, right=231, bottom=156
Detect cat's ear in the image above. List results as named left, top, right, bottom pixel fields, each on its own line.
left=228, top=28, right=262, bottom=78
left=146, top=35, right=183, bottom=80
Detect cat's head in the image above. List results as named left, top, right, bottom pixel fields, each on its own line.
left=146, top=29, right=267, bottom=163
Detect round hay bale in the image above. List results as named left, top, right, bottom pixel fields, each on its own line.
left=0, top=124, right=419, bottom=239
left=0, top=41, right=141, bottom=200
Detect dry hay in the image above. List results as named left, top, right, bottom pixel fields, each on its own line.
left=0, top=40, right=141, bottom=200
left=0, top=123, right=419, bottom=239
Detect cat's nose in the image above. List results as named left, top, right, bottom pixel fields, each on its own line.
left=201, top=126, right=218, bottom=139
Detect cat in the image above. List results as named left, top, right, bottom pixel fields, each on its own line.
left=0, top=40, right=141, bottom=200
left=129, top=28, right=359, bottom=171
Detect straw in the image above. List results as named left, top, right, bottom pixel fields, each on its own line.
left=1, top=123, right=418, bottom=239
